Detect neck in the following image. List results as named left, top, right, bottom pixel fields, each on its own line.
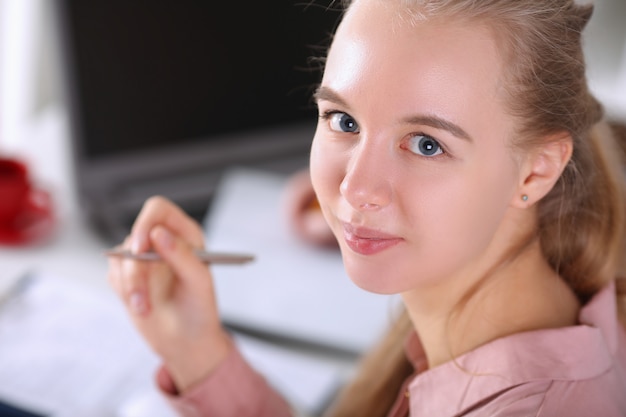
left=402, top=238, right=581, bottom=369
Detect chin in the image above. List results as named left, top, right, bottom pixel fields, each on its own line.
left=343, top=261, right=404, bottom=295
left=337, top=242, right=407, bottom=294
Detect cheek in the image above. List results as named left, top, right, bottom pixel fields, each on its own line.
left=401, top=154, right=519, bottom=263
left=432, top=159, right=518, bottom=247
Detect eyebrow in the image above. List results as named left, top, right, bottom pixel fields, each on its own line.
left=403, top=115, right=473, bottom=143
left=314, top=86, right=473, bottom=143
left=314, top=86, right=350, bottom=109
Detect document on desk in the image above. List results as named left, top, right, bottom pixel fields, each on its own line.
left=0, top=272, right=344, bottom=416
left=0, top=273, right=175, bottom=417
left=205, top=168, right=401, bottom=353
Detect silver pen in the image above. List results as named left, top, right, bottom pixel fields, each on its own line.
left=105, top=248, right=255, bottom=265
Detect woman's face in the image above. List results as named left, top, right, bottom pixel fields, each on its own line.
left=310, top=0, right=524, bottom=294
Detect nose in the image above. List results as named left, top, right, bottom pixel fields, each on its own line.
left=340, top=137, right=392, bottom=211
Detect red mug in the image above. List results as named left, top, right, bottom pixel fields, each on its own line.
left=0, top=158, right=31, bottom=226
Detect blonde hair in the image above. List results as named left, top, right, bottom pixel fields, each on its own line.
left=324, top=1, right=626, bottom=416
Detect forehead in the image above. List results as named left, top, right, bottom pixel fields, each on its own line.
left=322, top=0, right=509, bottom=134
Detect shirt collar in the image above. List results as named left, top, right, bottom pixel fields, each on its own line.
left=405, top=282, right=619, bottom=416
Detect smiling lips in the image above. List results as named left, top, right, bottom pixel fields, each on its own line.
left=342, top=223, right=404, bottom=255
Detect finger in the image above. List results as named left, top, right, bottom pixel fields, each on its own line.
left=130, top=196, right=205, bottom=254
left=112, top=235, right=154, bottom=316
left=150, top=225, right=216, bottom=296
left=283, top=169, right=316, bottom=217
left=108, top=253, right=152, bottom=316
left=119, top=258, right=153, bottom=316
left=302, top=210, right=338, bottom=247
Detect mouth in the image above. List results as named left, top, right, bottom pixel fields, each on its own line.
left=342, top=223, right=403, bottom=256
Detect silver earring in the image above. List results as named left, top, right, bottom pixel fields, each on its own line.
left=521, top=194, right=529, bottom=202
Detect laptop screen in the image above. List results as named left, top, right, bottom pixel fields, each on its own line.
left=61, top=1, right=339, bottom=158
left=54, top=1, right=342, bottom=241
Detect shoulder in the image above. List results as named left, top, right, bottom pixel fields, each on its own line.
left=470, top=374, right=626, bottom=417
left=467, top=283, right=626, bottom=417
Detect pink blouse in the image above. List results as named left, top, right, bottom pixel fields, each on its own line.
left=158, top=282, right=626, bottom=416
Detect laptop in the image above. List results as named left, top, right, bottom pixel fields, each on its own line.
left=52, top=0, right=342, bottom=243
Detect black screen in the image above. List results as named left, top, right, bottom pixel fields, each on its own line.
left=62, top=1, right=341, bottom=158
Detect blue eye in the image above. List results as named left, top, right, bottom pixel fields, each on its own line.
left=328, top=112, right=360, bottom=133
left=406, top=134, right=443, bottom=157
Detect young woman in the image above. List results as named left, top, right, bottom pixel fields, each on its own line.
left=108, top=0, right=626, bottom=415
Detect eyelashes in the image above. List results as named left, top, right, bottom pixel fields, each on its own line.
left=402, top=134, right=444, bottom=157
left=320, top=110, right=360, bottom=133
left=319, top=110, right=449, bottom=159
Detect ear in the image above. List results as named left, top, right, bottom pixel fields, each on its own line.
left=513, top=133, right=573, bottom=208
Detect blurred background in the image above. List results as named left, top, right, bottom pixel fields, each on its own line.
left=0, top=0, right=625, bottom=249
left=0, top=1, right=624, bottom=416
left=0, top=0, right=344, bottom=243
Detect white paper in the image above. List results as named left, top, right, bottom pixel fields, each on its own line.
left=0, top=272, right=346, bottom=416
left=0, top=273, right=176, bottom=417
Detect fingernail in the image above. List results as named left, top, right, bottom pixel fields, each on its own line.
left=131, top=234, right=146, bottom=254
left=130, top=292, right=147, bottom=315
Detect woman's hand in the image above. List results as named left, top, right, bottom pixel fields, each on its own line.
left=283, top=169, right=337, bottom=247
left=108, top=196, right=231, bottom=393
